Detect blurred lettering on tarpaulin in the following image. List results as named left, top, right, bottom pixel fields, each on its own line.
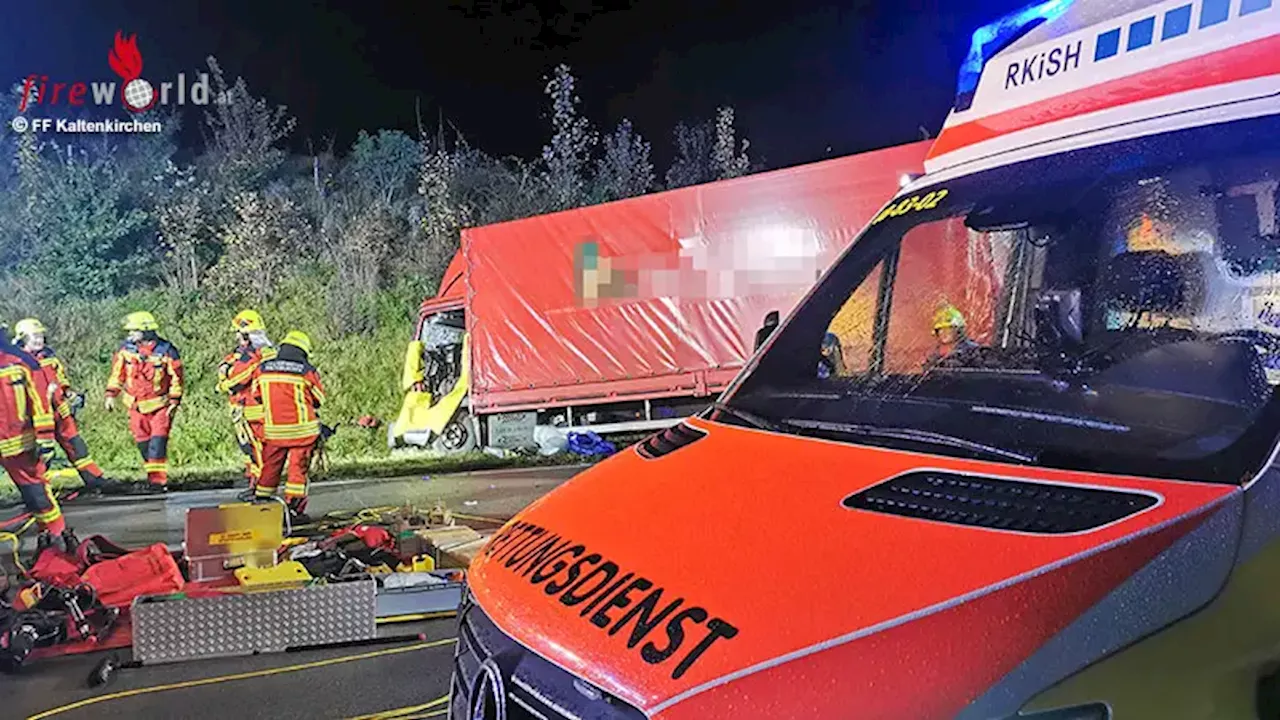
left=574, top=240, right=639, bottom=307
left=573, top=224, right=827, bottom=308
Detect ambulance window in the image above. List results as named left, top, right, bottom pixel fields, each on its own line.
left=1099, top=155, right=1280, bottom=385
left=1217, top=178, right=1279, bottom=275
left=728, top=115, right=1280, bottom=484
left=820, top=217, right=1016, bottom=378
left=824, top=262, right=881, bottom=376
left=881, top=218, right=1012, bottom=374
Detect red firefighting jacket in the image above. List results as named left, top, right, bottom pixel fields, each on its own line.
left=105, top=338, right=185, bottom=415
left=0, top=344, right=55, bottom=458
left=33, top=347, right=75, bottom=419
left=217, top=345, right=276, bottom=423
left=252, top=354, right=325, bottom=445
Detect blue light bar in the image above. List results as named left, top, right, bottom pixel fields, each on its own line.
left=954, top=0, right=1074, bottom=112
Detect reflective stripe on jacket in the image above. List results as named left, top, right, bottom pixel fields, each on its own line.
left=218, top=345, right=276, bottom=422
left=35, top=348, right=75, bottom=417
left=252, top=357, right=325, bottom=444
left=105, top=339, right=184, bottom=414
left=34, top=348, right=71, bottom=393
left=0, top=345, right=55, bottom=458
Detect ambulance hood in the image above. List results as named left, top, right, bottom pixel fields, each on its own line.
left=466, top=417, right=1237, bottom=716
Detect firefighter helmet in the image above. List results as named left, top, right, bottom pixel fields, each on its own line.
left=123, top=311, right=159, bottom=332
left=932, top=304, right=967, bottom=331
left=281, top=330, right=313, bottom=355
left=13, top=318, right=46, bottom=343
left=231, top=309, right=265, bottom=334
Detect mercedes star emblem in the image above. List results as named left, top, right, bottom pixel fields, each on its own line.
left=470, top=658, right=507, bottom=720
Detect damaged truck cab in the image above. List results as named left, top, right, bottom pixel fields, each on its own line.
left=393, top=144, right=929, bottom=455
left=453, top=1, right=1280, bottom=718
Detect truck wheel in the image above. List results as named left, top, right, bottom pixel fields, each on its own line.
left=433, top=410, right=478, bottom=454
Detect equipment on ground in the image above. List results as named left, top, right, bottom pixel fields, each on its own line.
left=129, top=576, right=378, bottom=665
left=129, top=500, right=477, bottom=667
left=2, top=497, right=489, bottom=686
left=184, top=502, right=285, bottom=583
left=1, top=575, right=120, bottom=673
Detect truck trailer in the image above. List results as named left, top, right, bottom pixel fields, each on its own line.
left=453, top=0, right=1280, bottom=718
left=391, top=141, right=932, bottom=452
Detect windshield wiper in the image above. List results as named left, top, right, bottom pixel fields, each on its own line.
left=779, top=418, right=1036, bottom=463
left=709, top=402, right=783, bottom=432
left=968, top=405, right=1130, bottom=432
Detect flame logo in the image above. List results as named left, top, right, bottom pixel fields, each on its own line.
left=108, top=31, right=143, bottom=81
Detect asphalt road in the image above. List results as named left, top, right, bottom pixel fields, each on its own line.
left=7, top=619, right=459, bottom=720
left=4, top=464, right=585, bottom=720
left=55, top=464, right=586, bottom=550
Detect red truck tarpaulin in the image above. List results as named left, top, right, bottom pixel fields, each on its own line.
left=464, top=141, right=933, bottom=413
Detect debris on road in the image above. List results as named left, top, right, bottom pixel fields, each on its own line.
left=566, top=430, right=616, bottom=457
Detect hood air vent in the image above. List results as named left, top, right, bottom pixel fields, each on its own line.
left=636, top=423, right=706, bottom=460
left=842, top=471, right=1158, bottom=534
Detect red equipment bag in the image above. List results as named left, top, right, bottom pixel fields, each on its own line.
left=26, top=549, right=83, bottom=589
left=80, top=543, right=184, bottom=609
left=349, top=525, right=394, bottom=550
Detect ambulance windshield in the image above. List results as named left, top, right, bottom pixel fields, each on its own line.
left=720, top=116, right=1280, bottom=483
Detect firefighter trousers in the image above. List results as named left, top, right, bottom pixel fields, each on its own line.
left=128, top=407, right=172, bottom=486
left=255, top=440, right=314, bottom=513
left=1, top=453, right=65, bottom=534
left=231, top=411, right=264, bottom=489
left=54, top=412, right=105, bottom=486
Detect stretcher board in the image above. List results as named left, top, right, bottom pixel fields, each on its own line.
left=131, top=578, right=376, bottom=664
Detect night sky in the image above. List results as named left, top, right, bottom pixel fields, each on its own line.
left=7, top=0, right=1031, bottom=169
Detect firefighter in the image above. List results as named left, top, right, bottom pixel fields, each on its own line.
left=926, top=304, right=981, bottom=367
left=104, top=312, right=183, bottom=492
left=12, top=317, right=117, bottom=495
left=251, top=330, right=325, bottom=525
left=817, top=332, right=847, bottom=378
left=0, top=324, right=75, bottom=550
left=217, top=310, right=275, bottom=500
